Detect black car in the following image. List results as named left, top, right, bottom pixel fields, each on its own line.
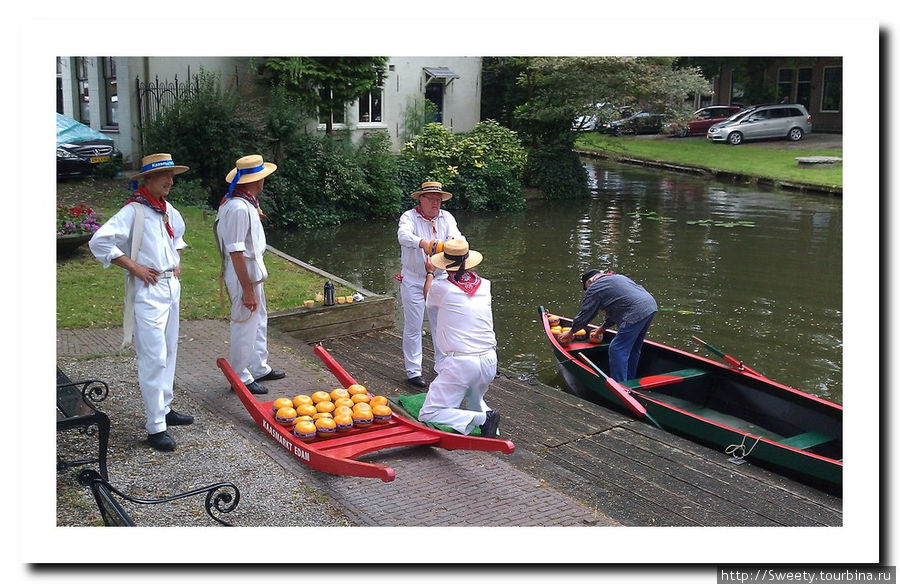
left=57, top=114, right=122, bottom=179
left=601, top=112, right=666, bottom=136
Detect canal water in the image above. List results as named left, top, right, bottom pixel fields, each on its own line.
left=268, top=158, right=842, bottom=403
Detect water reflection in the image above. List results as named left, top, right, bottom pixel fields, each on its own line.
left=268, top=158, right=842, bottom=403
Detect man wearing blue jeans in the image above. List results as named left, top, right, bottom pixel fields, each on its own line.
left=557, top=270, right=658, bottom=382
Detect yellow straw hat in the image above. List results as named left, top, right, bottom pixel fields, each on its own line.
left=430, top=239, right=483, bottom=271
left=224, top=154, right=277, bottom=191
left=411, top=181, right=452, bottom=201
left=132, top=153, right=189, bottom=179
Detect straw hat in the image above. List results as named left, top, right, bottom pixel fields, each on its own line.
left=430, top=239, right=483, bottom=271
left=132, top=153, right=189, bottom=179
left=411, top=181, right=452, bottom=201
left=225, top=154, right=277, bottom=185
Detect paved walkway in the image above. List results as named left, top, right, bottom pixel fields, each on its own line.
left=57, top=319, right=618, bottom=527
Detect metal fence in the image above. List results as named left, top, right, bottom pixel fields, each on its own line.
left=135, top=67, right=240, bottom=148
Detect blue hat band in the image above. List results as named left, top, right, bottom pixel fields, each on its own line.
left=227, top=163, right=267, bottom=195
left=140, top=159, right=175, bottom=173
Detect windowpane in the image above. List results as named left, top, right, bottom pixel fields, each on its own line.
left=76, top=57, right=90, bottom=124
left=796, top=68, right=812, bottom=110
left=102, top=57, right=118, bottom=128
left=319, top=88, right=345, bottom=125
left=821, top=67, right=842, bottom=112
left=371, top=87, right=382, bottom=122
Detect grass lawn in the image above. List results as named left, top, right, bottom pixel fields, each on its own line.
left=57, top=182, right=355, bottom=328
left=575, top=133, right=842, bottom=188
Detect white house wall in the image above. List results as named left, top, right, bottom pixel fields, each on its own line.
left=59, top=56, right=483, bottom=166
left=381, top=56, right=482, bottom=149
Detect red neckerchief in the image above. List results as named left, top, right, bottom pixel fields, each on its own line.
left=125, top=186, right=173, bottom=237
left=219, top=187, right=266, bottom=218
left=448, top=270, right=481, bottom=297
left=414, top=205, right=437, bottom=234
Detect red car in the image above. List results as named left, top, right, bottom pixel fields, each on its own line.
left=667, top=105, right=742, bottom=137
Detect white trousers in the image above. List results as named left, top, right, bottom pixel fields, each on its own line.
left=132, top=277, right=180, bottom=434
left=418, top=350, right=497, bottom=435
left=400, top=277, right=445, bottom=378
left=224, top=267, right=271, bottom=384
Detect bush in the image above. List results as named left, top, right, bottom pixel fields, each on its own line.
left=266, top=134, right=374, bottom=229
left=355, top=132, right=403, bottom=218
left=454, top=162, right=525, bottom=212
left=524, top=145, right=590, bottom=200
left=395, top=156, right=426, bottom=210
left=400, top=119, right=528, bottom=211
left=168, top=178, right=214, bottom=210
left=141, top=70, right=262, bottom=207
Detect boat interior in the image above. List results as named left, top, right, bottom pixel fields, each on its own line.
left=557, top=323, right=842, bottom=461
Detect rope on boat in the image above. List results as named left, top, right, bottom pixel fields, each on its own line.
left=725, top=434, right=762, bottom=464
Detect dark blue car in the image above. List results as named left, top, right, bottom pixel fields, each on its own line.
left=56, top=114, right=122, bottom=178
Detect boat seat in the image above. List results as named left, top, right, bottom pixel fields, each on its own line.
left=780, top=431, right=833, bottom=450
left=566, top=341, right=610, bottom=352
left=622, top=368, right=709, bottom=390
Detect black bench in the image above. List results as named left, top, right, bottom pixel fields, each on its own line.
left=77, top=469, right=241, bottom=526
left=57, top=368, right=111, bottom=480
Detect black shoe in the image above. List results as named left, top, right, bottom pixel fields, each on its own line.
left=479, top=410, right=499, bottom=439
left=406, top=376, right=428, bottom=388
left=255, top=369, right=286, bottom=382
left=148, top=431, right=176, bottom=452
left=165, top=409, right=194, bottom=426
left=246, top=381, right=269, bottom=395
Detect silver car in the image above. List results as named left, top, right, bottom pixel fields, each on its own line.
left=707, top=104, right=813, bottom=145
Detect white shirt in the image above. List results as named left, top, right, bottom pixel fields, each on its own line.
left=216, top=197, right=268, bottom=281
left=397, top=207, right=464, bottom=282
left=89, top=201, right=186, bottom=271
left=426, top=276, right=496, bottom=355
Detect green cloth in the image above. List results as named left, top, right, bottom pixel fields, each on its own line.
left=394, top=393, right=482, bottom=437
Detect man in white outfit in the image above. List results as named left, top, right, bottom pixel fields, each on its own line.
left=419, top=239, right=500, bottom=438
left=397, top=181, right=465, bottom=388
left=216, top=154, right=285, bottom=395
left=89, top=153, right=194, bottom=452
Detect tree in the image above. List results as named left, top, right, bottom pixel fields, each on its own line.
left=513, top=57, right=711, bottom=149
left=484, top=57, right=711, bottom=200
left=259, top=57, right=388, bottom=134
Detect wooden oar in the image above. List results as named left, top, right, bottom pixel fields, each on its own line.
left=690, top=335, right=767, bottom=379
left=577, top=353, right=663, bottom=430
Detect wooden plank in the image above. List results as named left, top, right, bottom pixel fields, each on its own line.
left=593, top=428, right=832, bottom=526
left=542, top=449, right=696, bottom=526
left=559, top=436, right=773, bottom=526
left=271, top=297, right=394, bottom=333
left=625, top=423, right=842, bottom=522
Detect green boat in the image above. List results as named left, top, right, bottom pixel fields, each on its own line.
left=539, top=307, right=842, bottom=494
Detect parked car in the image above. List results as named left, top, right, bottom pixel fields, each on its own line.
left=706, top=104, right=813, bottom=145
left=601, top=112, right=666, bottom=136
left=664, top=105, right=742, bottom=137
left=56, top=114, right=122, bottom=178
left=571, top=103, right=626, bottom=131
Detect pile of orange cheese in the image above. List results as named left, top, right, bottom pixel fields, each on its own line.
left=547, top=314, right=602, bottom=344
left=271, top=384, right=393, bottom=441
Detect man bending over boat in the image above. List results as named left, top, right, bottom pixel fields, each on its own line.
left=557, top=270, right=658, bottom=382
left=419, top=240, right=500, bottom=438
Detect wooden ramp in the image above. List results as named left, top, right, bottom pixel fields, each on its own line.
left=320, top=330, right=842, bottom=527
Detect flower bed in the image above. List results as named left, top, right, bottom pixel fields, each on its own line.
left=57, top=204, right=104, bottom=238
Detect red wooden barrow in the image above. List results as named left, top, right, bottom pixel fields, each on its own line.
left=216, top=345, right=515, bottom=482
